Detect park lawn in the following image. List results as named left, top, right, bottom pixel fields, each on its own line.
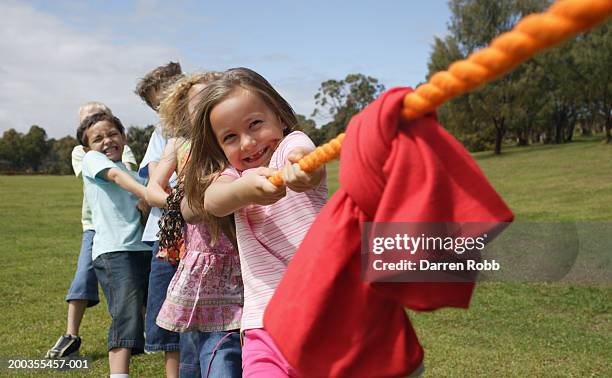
left=0, top=136, right=610, bottom=377
left=412, top=137, right=612, bottom=377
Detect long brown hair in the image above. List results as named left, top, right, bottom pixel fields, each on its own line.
left=183, top=67, right=299, bottom=244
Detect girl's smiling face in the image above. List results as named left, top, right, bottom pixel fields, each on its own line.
left=210, top=88, right=284, bottom=171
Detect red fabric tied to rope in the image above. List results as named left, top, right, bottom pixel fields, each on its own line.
left=263, top=87, right=514, bottom=377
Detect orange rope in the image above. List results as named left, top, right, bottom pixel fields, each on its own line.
left=268, top=133, right=345, bottom=186
left=270, top=0, right=612, bottom=185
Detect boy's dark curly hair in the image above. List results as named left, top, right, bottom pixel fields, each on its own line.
left=135, top=61, right=183, bottom=109
left=77, top=112, right=125, bottom=146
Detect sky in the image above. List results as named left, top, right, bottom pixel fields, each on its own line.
left=0, top=0, right=452, bottom=138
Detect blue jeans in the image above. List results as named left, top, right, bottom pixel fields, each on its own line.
left=145, top=241, right=180, bottom=352
left=93, top=251, right=150, bottom=353
left=65, top=230, right=99, bottom=307
left=180, top=331, right=242, bottom=378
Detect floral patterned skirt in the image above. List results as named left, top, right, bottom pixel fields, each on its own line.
left=156, top=248, right=243, bottom=333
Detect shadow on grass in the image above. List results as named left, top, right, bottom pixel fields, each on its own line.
left=84, top=351, right=107, bottom=362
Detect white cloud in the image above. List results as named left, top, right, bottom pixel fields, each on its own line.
left=0, top=1, right=179, bottom=138
left=0, top=1, right=449, bottom=139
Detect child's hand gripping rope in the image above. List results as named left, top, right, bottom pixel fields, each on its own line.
left=268, top=134, right=345, bottom=187
left=281, top=147, right=326, bottom=193
left=244, top=167, right=287, bottom=205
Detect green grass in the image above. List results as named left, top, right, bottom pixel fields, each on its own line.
left=474, top=137, right=612, bottom=221
left=0, top=176, right=166, bottom=377
left=0, top=137, right=610, bottom=376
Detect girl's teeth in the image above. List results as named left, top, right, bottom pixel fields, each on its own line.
left=250, top=149, right=263, bottom=161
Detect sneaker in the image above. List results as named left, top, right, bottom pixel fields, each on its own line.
left=45, top=335, right=81, bottom=359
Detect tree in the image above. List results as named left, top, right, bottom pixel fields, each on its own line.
left=573, top=22, right=612, bottom=143
left=21, top=125, right=50, bottom=172
left=428, top=36, right=493, bottom=151
left=42, top=136, right=78, bottom=174
left=296, top=114, right=325, bottom=146
left=126, top=125, right=155, bottom=165
left=510, top=59, right=550, bottom=145
left=0, top=128, right=24, bottom=171
left=312, top=74, right=385, bottom=137
left=536, top=41, right=584, bottom=144
left=429, top=0, right=550, bottom=154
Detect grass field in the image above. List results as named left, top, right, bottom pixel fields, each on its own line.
left=0, top=137, right=610, bottom=377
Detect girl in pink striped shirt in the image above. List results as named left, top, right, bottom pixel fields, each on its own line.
left=183, top=67, right=327, bottom=377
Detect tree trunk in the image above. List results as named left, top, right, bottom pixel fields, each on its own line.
left=581, top=114, right=595, bottom=136
left=493, top=118, right=505, bottom=155
left=543, top=120, right=556, bottom=144
left=565, top=122, right=575, bottom=142
left=605, top=113, right=612, bottom=144
left=494, top=129, right=503, bottom=154
left=551, top=105, right=569, bottom=144
left=554, top=120, right=563, bottom=144
left=516, top=128, right=529, bottom=146
left=531, top=131, right=542, bottom=144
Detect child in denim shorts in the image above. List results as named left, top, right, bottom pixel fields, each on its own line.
left=78, top=112, right=151, bottom=377
left=134, top=61, right=184, bottom=377
left=46, top=102, right=138, bottom=360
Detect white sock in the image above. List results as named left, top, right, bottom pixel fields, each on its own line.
left=110, top=374, right=129, bottom=378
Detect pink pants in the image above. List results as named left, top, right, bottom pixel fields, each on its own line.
left=242, top=328, right=299, bottom=377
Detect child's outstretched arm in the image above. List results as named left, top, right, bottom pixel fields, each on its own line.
left=205, top=167, right=286, bottom=217
left=102, top=168, right=148, bottom=200
left=83, top=150, right=149, bottom=219
left=282, top=146, right=325, bottom=192
left=146, top=138, right=179, bottom=208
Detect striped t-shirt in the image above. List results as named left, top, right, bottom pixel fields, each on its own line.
left=222, top=131, right=327, bottom=330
